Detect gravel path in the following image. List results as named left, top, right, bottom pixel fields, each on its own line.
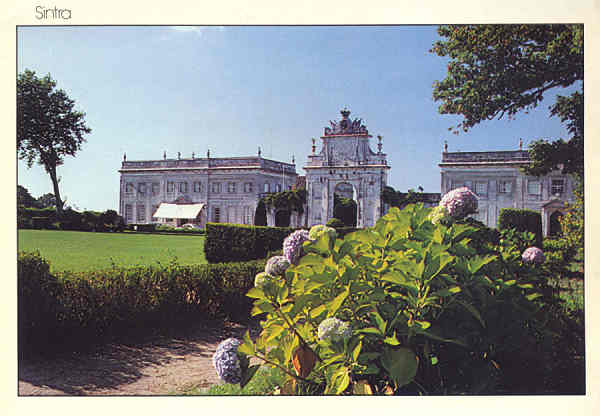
left=18, top=320, right=260, bottom=396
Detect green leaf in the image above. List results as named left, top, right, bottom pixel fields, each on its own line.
left=467, top=255, right=496, bottom=274
left=352, top=340, right=363, bottom=361
left=415, top=320, right=431, bottom=330
left=432, top=286, right=461, bottom=298
left=238, top=330, right=255, bottom=356
left=327, top=287, right=349, bottom=316
left=456, top=300, right=486, bottom=328
left=246, top=287, right=266, bottom=300
left=240, top=364, right=260, bottom=389
left=370, top=309, right=387, bottom=334
left=526, top=293, right=543, bottom=301
left=384, top=333, right=401, bottom=346
left=380, top=347, right=418, bottom=387
left=357, top=327, right=384, bottom=337
left=310, top=304, right=327, bottom=319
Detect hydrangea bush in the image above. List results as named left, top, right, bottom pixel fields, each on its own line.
left=238, top=204, right=557, bottom=395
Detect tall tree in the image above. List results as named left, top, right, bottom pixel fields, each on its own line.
left=17, top=69, right=91, bottom=217
left=430, top=24, right=583, bottom=178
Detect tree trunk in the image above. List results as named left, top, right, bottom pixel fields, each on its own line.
left=47, top=164, right=64, bottom=218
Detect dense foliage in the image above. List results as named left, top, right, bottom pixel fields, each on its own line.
left=238, top=204, right=582, bottom=394
left=431, top=24, right=583, bottom=178
left=559, top=177, right=584, bottom=263
left=381, top=186, right=436, bottom=209
left=497, top=208, right=543, bottom=246
left=205, top=223, right=299, bottom=263
left=17, top=70, right=92, bottom=217
left=18, top=206, right=125, bottom=232
left=18, top=251, right=265, bottom=356
left=262, top=189, right=307, bottom=214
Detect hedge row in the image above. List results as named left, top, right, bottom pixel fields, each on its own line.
left=497, top=208, right=543, bottom=246
left=204, top=223, right=360, bottom=263
left=204, top=223, right=296, bottom=263
left=18, top=251, right=265, bottom=356
left=18, top=206, right=125, bottom=232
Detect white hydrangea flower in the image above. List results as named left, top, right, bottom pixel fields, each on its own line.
left=318, top=317, right=352, bottom=343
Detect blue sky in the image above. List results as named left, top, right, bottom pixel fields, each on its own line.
left=17, top=25, right=574, bottom=211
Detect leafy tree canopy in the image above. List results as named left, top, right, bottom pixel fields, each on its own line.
left=17, top=69, right=91, bottom=216
left=17, top=185, right=39, bottom=208
left=431, top=24, right=583, bottom=178
left=37, top=193, right=57, bottom=208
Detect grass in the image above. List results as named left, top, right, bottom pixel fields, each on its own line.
left=179, top=366, right=286, bottom=395
left=18, top=229, right=207, bottom=272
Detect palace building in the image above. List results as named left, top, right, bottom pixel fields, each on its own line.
left=118, top=108, right=575, bottom=236
left=439, top=143, right=575, bottom=237
left=118, top=152, right=297, bottom=227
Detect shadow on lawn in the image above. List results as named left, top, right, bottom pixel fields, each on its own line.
left=18, top=319, right=259, bottom=395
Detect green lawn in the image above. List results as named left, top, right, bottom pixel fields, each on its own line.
left=18, top=229, right=207, bottom=272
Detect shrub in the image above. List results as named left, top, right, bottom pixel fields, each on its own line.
left=205, top=223, right=297, bottom=263
left=18, top=252, right=265, bottom=355
left=239, top=204, right=579, bottom=394
left=326, top=218, right=344, bottom=229
left=18, top=252, right=62, bottom=355
left=497, top=208, right=543, bottom=246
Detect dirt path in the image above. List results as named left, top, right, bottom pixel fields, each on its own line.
left=18, top=320, right=260, bottom=396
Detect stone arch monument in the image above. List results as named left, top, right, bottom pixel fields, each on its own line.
left=304, top=108, right=390, bottom=228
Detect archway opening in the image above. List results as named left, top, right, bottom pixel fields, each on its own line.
left=333, top=182, right=357, bottom=227
left=549, top=211, right=563, bottom=237
left=275, top=210, right=291, bottom=227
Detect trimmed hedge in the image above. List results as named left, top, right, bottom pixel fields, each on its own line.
left=205, top=223, right=297, bottom=263
left=497, top=208, right=543, bottom=246
left=18, top=206, right=125, bottom=232
left=204, top=223, right=361, bottom=263
left=18, top=251, right=265, bottom=355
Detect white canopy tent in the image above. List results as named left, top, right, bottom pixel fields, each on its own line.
left=153, top=203, right=205, bottom=220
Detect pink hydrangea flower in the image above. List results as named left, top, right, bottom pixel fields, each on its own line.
left=522, top=247, right=545, bottom=264
left=439, top=187, right=478, bottom=219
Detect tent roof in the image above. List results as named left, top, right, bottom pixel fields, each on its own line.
left=153, top=203, right=205, bottom=219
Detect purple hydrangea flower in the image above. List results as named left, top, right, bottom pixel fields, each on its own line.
left=522, top=246, right=545, bottom=264
left=318, top=317, right=352, bottom=342
left=212, top=337, right=247, bottom=384
left=265, top=255, right=290, bottom=276
left=439, top=187, right=478, bottom=219
left=283, top=229, right=310, bottom=265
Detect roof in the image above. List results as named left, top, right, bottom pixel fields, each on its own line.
left=153, top=203, right=205, bottom=219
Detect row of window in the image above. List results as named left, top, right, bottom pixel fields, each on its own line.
left=125, top=180, right=292, bottom=196
left=125, top=203, right=255, bottom=225
left=451, top=178, right=565, bottom=196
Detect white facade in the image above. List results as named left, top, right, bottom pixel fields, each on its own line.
left=304, top=109, right=390, bottom=228
left=119, top=154, right=297, bottom=227
left=439, top=150, right=575, bottom=236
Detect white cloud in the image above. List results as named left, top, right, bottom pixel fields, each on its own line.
left=171, top=26, right=205, bottom=36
